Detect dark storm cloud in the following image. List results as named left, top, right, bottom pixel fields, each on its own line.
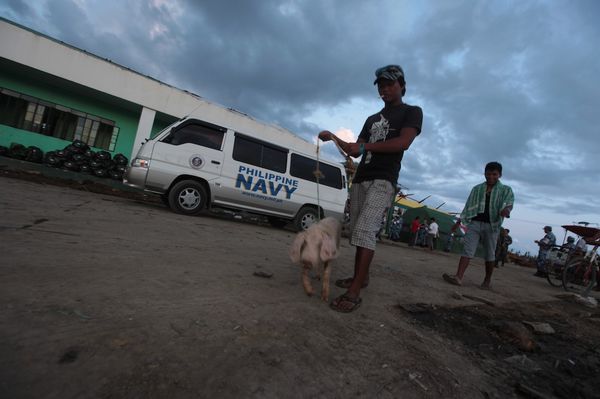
left=2, top=0, right=599, bottom=219
left=3, top=0, right=33, bottom=16
left=169, top=1, right=386, bottom=121
left=379, top=1, right=600, bottom=213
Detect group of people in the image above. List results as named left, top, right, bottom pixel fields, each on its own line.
left=318, top=64, right=514, bottom=312
left=408, top=216, right=439, bottom=250
left=533, top=225, right=589, bottom=277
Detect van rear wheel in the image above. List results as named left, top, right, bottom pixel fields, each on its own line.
left=168, top=180, right=208, bottom=215
left=294, top=207, right=318, bottom=231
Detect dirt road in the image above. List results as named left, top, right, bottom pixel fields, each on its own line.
left=1, top=171, right=599, bottom=398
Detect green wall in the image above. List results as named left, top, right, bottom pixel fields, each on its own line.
left=0, top=63, right=142, bottom=156
left=0, top=124, right=72, bottom=152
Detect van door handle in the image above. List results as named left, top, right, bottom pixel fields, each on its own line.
left=211, top=160, right=221, bottom=165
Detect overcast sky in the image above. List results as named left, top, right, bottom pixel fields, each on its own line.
left=2, top=0, right=599, bottom=254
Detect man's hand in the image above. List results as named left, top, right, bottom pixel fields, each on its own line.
left=500, top=207, right=511, bottom=218
left=346, top=143, right=362, bottom=158
left=318, top=130, right=333, bottom=142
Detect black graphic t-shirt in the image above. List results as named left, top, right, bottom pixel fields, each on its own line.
left=353, top=103, right=423, bottom=185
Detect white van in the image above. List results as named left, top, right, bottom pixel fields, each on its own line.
left=124, top=116, right=348, bottom=230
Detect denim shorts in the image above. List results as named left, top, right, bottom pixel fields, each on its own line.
left=462, top=221, right=499, bottom=262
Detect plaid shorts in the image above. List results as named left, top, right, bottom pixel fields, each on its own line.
left=348, top=180, right=395, bottom=250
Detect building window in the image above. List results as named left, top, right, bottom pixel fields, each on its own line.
left=232, top=133, right=287, bottom=173
left=0, top=88, right=120, bottom=151
left=290, top=153, right=343, bottom=189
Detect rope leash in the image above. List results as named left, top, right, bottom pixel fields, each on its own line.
left=314, top=136, right=355, bottom=224
left=315, top=139, right=322, bottom=222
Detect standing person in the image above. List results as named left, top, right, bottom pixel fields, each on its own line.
left=376, top=213, right=387, bottom=241
left=409, top=216, right=420, bottom=246
left=444, top=220, right=461, bottom=252
left=389, top=215, right=402, bottom=242
left=442, top=162, right=514, bottom=289
left=417, top=218, right=429, bottom=247
left=318, top=64, right=423, bottom=312
left=427, top=218, right=439, bottom=250
left=534, top=226, right=556, bottom=277
left=495, top=228, right=512, bottom=267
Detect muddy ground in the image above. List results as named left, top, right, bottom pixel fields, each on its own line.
left=1, top=164, right=599, bottom=399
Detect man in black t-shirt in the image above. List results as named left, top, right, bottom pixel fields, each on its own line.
left=318, top=65, right=423, bottom=312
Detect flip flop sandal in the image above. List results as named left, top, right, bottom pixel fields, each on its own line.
left=443, top=273, right=462, bottom=286
left=330, top=293, right=362, bottom=313
left=334, top=277, right=369, bottom=289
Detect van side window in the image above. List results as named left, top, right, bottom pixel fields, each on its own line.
left=164, top=123, right=224, bottom=150
left=290, top=153, right=343, bottom=189
left=233, top=135, right=287, bottom=173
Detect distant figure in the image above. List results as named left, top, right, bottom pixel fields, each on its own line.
left=416, top=219, right=429, bottom=247
left=376, top=213, right=387, bottom=242
left=427, top=217, right=439, bottom=250
left=389, top=215, right=402, bottom=242
left=409, top=216, right=420, bottom=246
left=561, top=236, right=576, bottom=252
left=574, top=236, right=588, bottom=254
left=444, top=221, right=461, bottom=252
left=442, top=162, right=514, bottom=289
left=534, top=226, right=556, bottom=277
left=495, top=228, right=512, bottom=267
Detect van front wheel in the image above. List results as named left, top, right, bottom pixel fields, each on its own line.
left=169, top=180, right=208, bottom=215
left=294, top=207, right=318, bottom=231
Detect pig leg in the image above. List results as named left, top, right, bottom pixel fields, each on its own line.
left=302, top=265, right=313, bottom=296
left=321, top=262, right=331, bottom=301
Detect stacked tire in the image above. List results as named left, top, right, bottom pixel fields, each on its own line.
left=43, top=140, right=129, bottom=180
left=1, top=143, right=45, bottom=163
left=1, top=139, right=129, bottom=180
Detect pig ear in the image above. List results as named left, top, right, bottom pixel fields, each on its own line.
left=320, top=232, right=338, bottom=262
left=289, top=232, right=305, bottom=264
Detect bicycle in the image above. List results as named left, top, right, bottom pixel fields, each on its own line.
left=561, top=225, right=600, bottom=297
left=545, top=245, right=571, bottom=287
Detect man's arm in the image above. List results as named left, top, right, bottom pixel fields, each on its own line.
left=319, top=127, right=419, bottom=158
left=346, top=127, right=419, bottom=155
left=499, top=186, right=515, bottom=218
left=318, top=131, right=365, bottom=157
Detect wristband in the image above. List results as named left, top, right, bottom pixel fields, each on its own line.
left=359, top=143, right=365, bottom=155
